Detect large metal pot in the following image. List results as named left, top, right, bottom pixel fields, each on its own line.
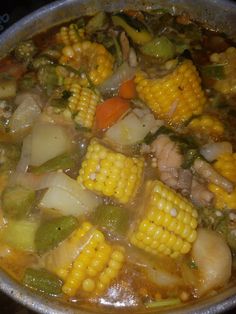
left=0, top=0, right=236, bottom=313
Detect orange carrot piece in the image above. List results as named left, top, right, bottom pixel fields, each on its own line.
left=95, top=96, right=130, bottom=130
left=118, top=78, right=137, bottom=99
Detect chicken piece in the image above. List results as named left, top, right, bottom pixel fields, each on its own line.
left=190, top=179, right=214, bottom=207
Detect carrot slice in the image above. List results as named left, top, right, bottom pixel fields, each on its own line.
left=118, top=78, right=136, bottom=99
left=95, top=96, right=130, bottom=130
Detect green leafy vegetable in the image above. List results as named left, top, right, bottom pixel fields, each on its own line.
left=2, top=185, right=36, bottom=219
left=0, top=142, right=21, bottom=172
left=144, top=125, right=173, bottom=144
left=35, top=216, right=79, bottom=254
left=23, top=268, right=63, bottom=295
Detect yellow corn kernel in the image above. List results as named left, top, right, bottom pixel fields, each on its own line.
left=57, top=24, right=85, bottom=46
left=208, top=183, right=236, bottom=209
left=77, top=138, right=144, bottom=204
left=65, top=82, right=100, bottom=129
left=130, top=180, right=198, bottom=258
left=213, top=153, right=236, bottom=184
left=135, top=60, right=206, bottom=125
left=61, top=222, right=125, bottom=297
left=210, top=47, right=236, bottom=94
left=187, top=115, right=224, bottom=139
left=59, top=41, right=114, bottom=85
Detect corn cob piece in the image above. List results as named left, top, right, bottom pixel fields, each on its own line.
left=59, top=221, right=125, bottom=297
left=78, top=138, right=144, bottom=204
left=130, top=180, right=198, bottom=258
left=65, top=82, right=100, bottom=129
left=213, top=153, right=236, bottom=184
left=59, top=41, right=114, bottom=85
left=210, top=47, right=236, bottom=94
left=135, top=60, right=206, bottom=125
left=208, top=183, right=236, bottom=209
left=56, top=24, right=85, bottom=46
left=187, top=114, right=224, bottom=139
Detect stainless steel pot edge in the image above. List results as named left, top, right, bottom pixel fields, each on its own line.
left=0, top=0, right=236, bottom=313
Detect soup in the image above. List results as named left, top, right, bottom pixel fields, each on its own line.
left=0, top=9, right=236, bottom=312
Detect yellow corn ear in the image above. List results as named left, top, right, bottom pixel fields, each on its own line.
left=135, top=60, right=206, bottom=125
left=57, top=24, right=85, bottom=46
left=130, top=180, right=198, bottom=258
left=208, top=183, right=236, bottom=209
left=77, top=138, right=144, bottom=204
left=60, top=222, right=125, bottom=297
left=187, top=115, right=224, bottom=139
left=59, top=41, right=114, bottom=85
left=210, top=47, right=236, bottom=94
left=66, top=82, right=100, bottom=129
left=213, top=152, right=236, bottom=184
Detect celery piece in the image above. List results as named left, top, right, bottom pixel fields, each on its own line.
left=32, top=153, right=76, bottom=174
left=35, top=216, right=79, bottom=254
left=23, top=268, right=62, bottom=295
left=2, top=185, right=36, bottom=219
left=140, top=36, right=175, bottom=60
left=91, top=204, right=129, bottom=236
left=1, top=220, right=38, bottom=251
left=145, top=298, right=181, bottom=308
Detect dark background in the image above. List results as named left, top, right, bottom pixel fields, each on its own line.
left=0, top=1, right=236, bottom=313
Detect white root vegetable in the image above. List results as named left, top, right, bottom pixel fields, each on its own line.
left=30, top=122, right=71, bottom=166
left=12, top=172, right=101, bottom=213
left=146, top=266, right=183, bottom=288
left=200, top=142, right=232, bottom=162
left=193, top=159, right=234, bottom=193
left=10, top=93, right=42, bottom=133
left=192, top=228, right=232, bottom=296
left=105, top=110, right=162, bottom=145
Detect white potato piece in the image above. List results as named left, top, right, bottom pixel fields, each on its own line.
left=105, top=111, right=162, bottom=145
left=30, top=123, right=71, bottom=166
left=10, top=93, right=42, bottom=133
left=39, top=172, right=101, bottom=216
left=192, top=228, right=232, bottom=296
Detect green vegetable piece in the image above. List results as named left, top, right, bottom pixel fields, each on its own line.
left=1, top=220, right=38, bottom=251
left=32, top=153, right=76, bottom=174
left=2, top=185, right=36, bottom=219
left=91, top=204, right=129, bottom=236
left=19, top=72, right=37, bottom=91
left=23, top=268, right=63, bottom=295
left=145, top=298, right=181, bottom=308
left=181, top=149, right=200, bottom=169
left=112, top=14, right=152, bottom=45
left=86, top=12, right=107, bottom=34
left=0, top=78, right=17, bottom=99
left=140, top=36, right=175, bottom=60
left=14, top=40, right=38, bottom=64
left=37, top=65, right=59, bottom=95
left=0, top=143, right=21, bottom=172
left=35, top=216, right=79, bottom=254
left=201, top=64, right=225, bottom=80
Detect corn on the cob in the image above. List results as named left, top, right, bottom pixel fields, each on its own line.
left=210, top=47, right=236, bottom=94
left=77, top=138, right=144, bottom=204
left=208, top=183, right=236, bottom=209
left=58, top=221, right=125, bottom=297
left=213, top=153, right=236, bottom=184
left=56, top=24, right=85, bottom=46
left=65, top=82, right=100, bottom=129
left=187, top=115, right=224, bottom=139
left=130, top=180, right=198, bottom=258
left=135, top=60, right=206, bottom=125
left=59, top=41, right=114, bottom=85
